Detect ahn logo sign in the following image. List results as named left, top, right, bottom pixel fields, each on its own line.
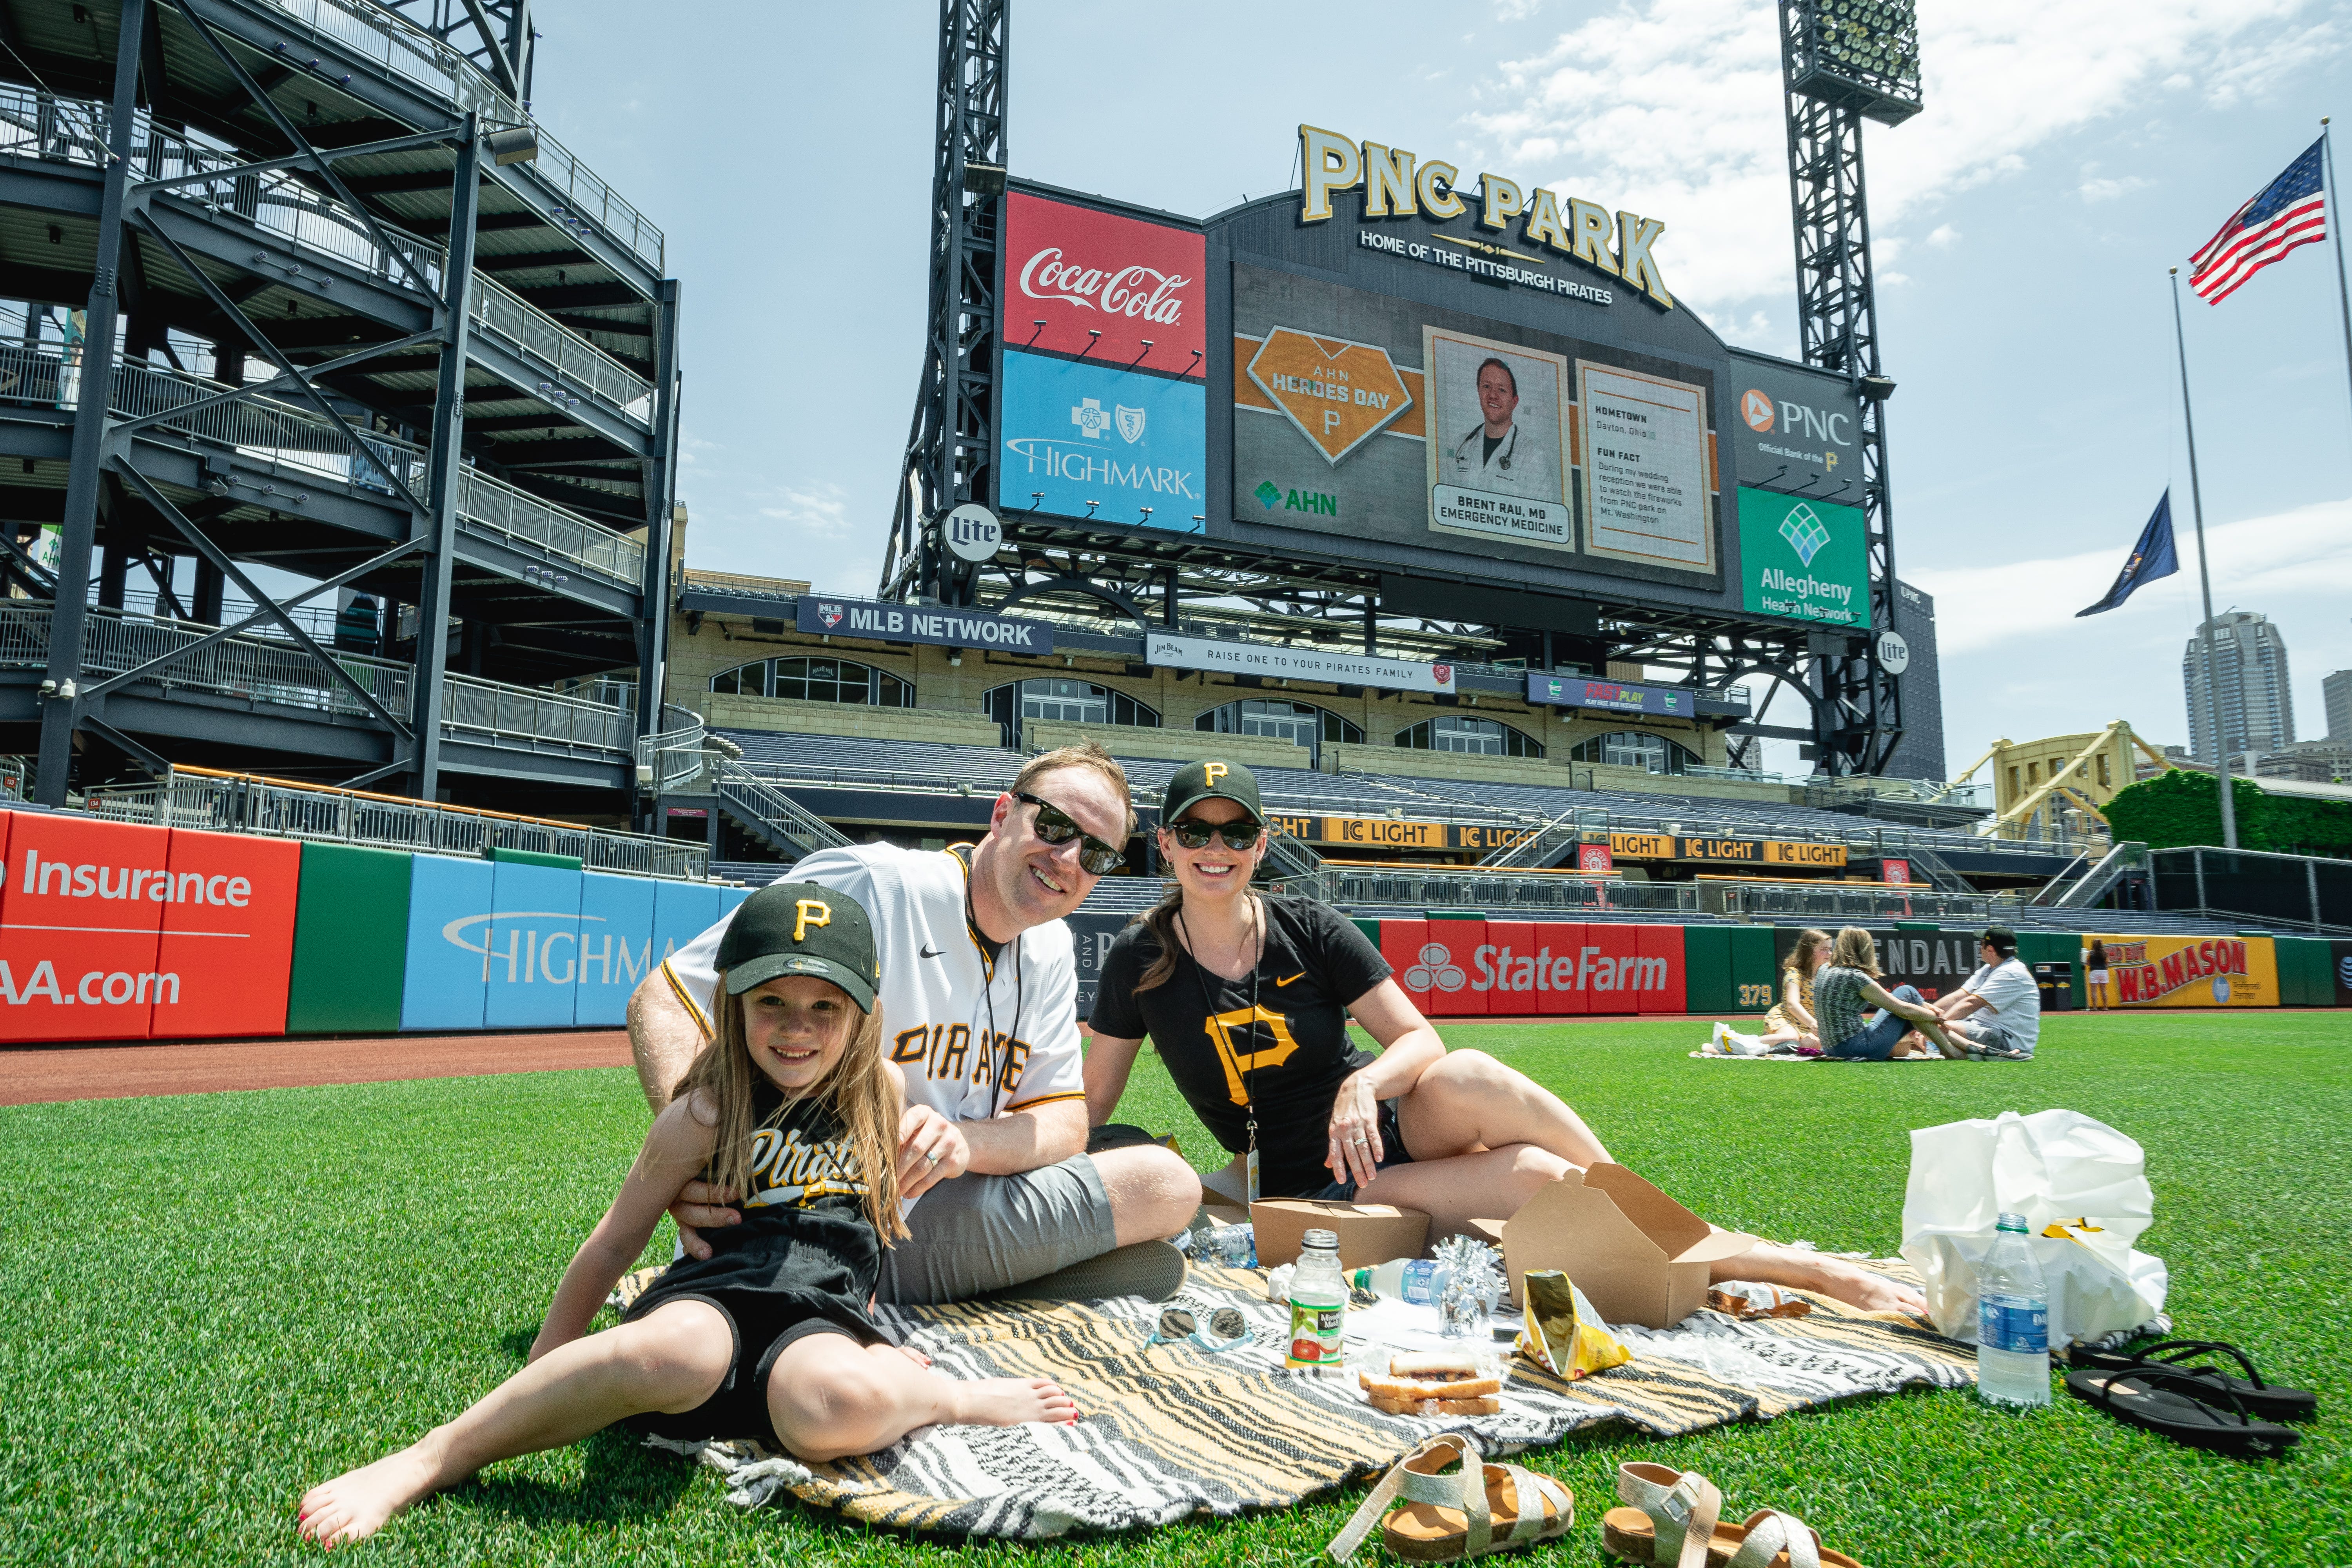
left=0, top=813, right=300, bottom=1041
left=1379, top=918, right=1684, bottom=1017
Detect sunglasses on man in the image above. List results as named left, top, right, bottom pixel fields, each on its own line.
left=1013, top=791, right=1128, bottom=876
left=1167, top=817, right=1263, bottom=852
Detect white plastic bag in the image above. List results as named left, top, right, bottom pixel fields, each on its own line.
left=1899, top=1109, right=2168, bottom=1347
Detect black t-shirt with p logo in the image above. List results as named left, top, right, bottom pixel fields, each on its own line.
left=1090, top=897, right=1393, bottom=1198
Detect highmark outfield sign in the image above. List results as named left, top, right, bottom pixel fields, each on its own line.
left=1145, top=632, right=1454, bottom=695
left=795, top=595, right=1056, bottom=654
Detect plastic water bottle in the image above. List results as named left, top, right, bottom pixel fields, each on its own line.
left=1976, top=1212, right=2051, bottom=1407
left=1348, top=1257, right=1443, bottom=1305
left=1286, top=1229, right=1348, bottom=1370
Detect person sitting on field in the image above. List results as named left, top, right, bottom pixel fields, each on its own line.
left=296, top=883, right=1077, bottom=1548
left=1811, top=926, right=1965, bottom=1062
left=1084, top=760, right=1929, bottom=1316
left=628, top=742, right=1199, bottom=1306
left=1917, top=926, right=2041, bottom=1060
left=1758, top=927, right=1829, bottom=1051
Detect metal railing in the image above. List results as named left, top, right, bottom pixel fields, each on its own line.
left=2033, top=841, right=2149, bottom=909
left=250, top=0, right=666, bottom=269
left=472, top=273, right=652, bottom=425
left=2151, top=845, right=2352, bottom=934
left=1272, top=865, right=1704, bottom=918
left=1718, top=882, right=2021, bottom=925
left=85, top=765, right=704, bottom=878
left=0, top=342, right=644, bottom=592
left=0, top=80, right=655, bottom=423
left=718, top=766, right=854, bottom=861
left=0, top=602, right=633, bottom=759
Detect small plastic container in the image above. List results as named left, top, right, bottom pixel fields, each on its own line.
left=1976, top=1211, right=2052, bottom=1408
left=1286, top=1228, right=1347, bottom=1370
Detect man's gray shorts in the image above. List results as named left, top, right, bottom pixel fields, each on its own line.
left=1953, top=1017, right=2032, bottom=1058
left=875, top=1152, right=1117, bottom=1306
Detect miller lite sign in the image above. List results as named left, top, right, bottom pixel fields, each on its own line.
left=1003, top=192, right=1206, bottom=378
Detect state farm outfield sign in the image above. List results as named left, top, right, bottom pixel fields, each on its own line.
left=1145, top=632, right=1453, bottom=694
left=796, top=595, right=1057, bottom=653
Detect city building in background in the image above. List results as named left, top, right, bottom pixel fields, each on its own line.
left=2183, top=611, right=2294, bottom=762
left=2324, top=668, right=2352, bottom=743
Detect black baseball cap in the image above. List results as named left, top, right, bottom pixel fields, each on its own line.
left=717, top=881, right=880, bottom=1010
left=1979, top=925, right=2018, bottom=956
left=1162, top=759, right=1263, bottom=825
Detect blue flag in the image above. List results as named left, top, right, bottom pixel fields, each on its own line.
left=2076, top=491, right=2181, bottom=617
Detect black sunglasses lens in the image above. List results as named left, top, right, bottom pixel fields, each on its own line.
left=1220, top=826, right=1262, bottom=849
left=1174, top=820, right=1258, bottom=850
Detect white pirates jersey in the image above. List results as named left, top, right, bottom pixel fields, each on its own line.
left=661, top=844, right=1087, bottom=1125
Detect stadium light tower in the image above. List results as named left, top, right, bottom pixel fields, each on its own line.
left=1777, top=0, right=1921, bottom=775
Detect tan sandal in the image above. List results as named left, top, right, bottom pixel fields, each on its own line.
left=1715, top=1508, right=1865, bottom=1568
left=1326, top=1434, right=1574, bottom=1563
left=1602, top=1464, right=1740, bottom=1566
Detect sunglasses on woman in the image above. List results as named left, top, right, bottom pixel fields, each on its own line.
left=1168, top=817, right=1263, bottom=851
left=1012, top=791, right=1128, bottom=875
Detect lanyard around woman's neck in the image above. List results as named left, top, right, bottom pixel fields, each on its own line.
left=1176, top=893, right=1265, bottom=1197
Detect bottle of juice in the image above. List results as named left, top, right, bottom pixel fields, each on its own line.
left=1287, top=1228, right=1347, bottom=1370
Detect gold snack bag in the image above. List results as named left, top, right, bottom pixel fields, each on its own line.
left=1515, top=1269, right=1633, bottom=1379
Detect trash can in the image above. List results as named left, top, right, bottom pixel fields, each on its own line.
left=2033, top=960, right=2076, bottom=1013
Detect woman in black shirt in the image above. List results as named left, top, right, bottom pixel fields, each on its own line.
left=1087, top=759, right=1933, bottom=1315
left=1087, top=759, right=1615, bottom=1237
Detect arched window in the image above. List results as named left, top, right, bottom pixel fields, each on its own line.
left=711, top=656, right=912, bottom=708
left=980, top=679, right=1160, bottom=745
left=1570, top=730, right=1704, bottom=775
left=1396, top=714, right=1543, bottom=758
left=1195, top=698, right=1363, bottom=758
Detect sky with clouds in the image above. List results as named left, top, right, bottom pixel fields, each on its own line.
left=535, top=0, right=2352, bottom=775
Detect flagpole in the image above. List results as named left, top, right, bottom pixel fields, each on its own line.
left=2327, top=118, right=2352, bottom=454
left=2169, top=267, right=2238, bottom=850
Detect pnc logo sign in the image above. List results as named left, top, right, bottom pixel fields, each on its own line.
left=1740, top=388, right=1775, bottom=432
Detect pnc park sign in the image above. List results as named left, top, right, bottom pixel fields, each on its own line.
left=1297, top=125, right=1676, bottom=310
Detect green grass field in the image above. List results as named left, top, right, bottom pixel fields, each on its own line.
left=2, top=1013, right=2344, bottom=1567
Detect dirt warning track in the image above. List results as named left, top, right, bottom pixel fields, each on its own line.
left=0, top=1029, right=633, bottom=1106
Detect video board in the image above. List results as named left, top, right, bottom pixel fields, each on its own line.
left=990, top=133, right=1874, bottom=633
left=1230, top=263, right=1721, bottom=594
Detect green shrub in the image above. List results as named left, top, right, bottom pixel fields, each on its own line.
left=2104, top=767, right=2352, bottom=857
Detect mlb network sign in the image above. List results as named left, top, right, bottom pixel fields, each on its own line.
left=794, top=594, right=1056, bottom=653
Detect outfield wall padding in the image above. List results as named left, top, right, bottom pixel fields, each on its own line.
left=287, top=843, right=413, bottom=1034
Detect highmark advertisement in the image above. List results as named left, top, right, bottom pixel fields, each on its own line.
left=998, top=350, right=1207, bottom=529
left=1736, top=488, right=1868, bottom=628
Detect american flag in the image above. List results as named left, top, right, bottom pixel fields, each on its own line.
left=2189, top=138, right=2328, bottom=304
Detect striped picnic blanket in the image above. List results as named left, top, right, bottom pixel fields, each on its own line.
left=615, top=1258, right=1973, bottom=1539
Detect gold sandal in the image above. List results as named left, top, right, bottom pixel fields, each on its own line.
left=1326, top=1434, right=1573, bottom=1563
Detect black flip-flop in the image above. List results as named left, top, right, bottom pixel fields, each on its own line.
left=2069, top=1339, right=2317, bottom=1423
left=2065, top=1365, right=2301, bottom=1458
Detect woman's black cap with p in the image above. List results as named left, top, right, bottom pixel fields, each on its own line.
left=1161, top=759, right=1263, bottom=825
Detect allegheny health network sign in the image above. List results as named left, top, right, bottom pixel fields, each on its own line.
left=1736, top=488, right=1869, bottom=630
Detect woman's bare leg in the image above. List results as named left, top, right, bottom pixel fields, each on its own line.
left=1714, top=1240, right=1928, bottom=1316
left=297, top=1300, right=734, bottom=1547
left=766, top=1334, right=1078, bottom=1463
left=1355, top=1144, right=1571, bottom=1236
left=1391, top=1049, right=1612, bottom=1168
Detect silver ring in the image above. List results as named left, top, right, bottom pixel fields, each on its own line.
left=926, top=1151, right=942, bottom=1167
left=1349, top=1134, right=1368, bottom=1145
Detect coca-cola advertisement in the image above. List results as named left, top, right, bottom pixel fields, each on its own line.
left=1003, top=192, right=1205, bottom=378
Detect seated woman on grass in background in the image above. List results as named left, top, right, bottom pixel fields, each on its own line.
left=1811, top=926, right=1965, bottom=1061
left=1083, top=759, right=1926, bottom=1316
left=1711, top=927, right=1829, bottom=1054
left=1758, top=927, right=1830, bottom=1050
left=296, top=882, right=1075, bottom=1549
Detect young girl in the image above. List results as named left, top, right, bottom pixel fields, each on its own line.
left=297, top=881, right=1077, bottom=1548
left=1757, top=928, right=1830, bottom=1051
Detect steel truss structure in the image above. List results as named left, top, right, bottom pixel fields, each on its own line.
left=0, top=0, right=679, bottom=815
left=885, top=0, right=1922, bottom=770
left=1775, top=0, right=1914, bottom=774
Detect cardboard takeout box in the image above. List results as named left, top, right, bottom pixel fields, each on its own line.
left=1250, top=1198, right=1430, bottom=1270
left=1473, top=1163, right=1757, bottom=1329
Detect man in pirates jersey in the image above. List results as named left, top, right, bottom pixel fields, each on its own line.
left=629, top=742, right=1201, bottom=1305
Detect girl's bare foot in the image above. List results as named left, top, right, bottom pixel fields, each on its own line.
left=947, top=1377, right=1079, bottom=1429
left=296, top=1444, right=445, bottom=1548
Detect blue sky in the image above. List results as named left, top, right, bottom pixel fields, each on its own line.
left=534, top=0, right=2352, bottom=775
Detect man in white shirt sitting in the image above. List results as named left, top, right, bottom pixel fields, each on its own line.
left=1920, top=925, right=2040, bottom=1060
